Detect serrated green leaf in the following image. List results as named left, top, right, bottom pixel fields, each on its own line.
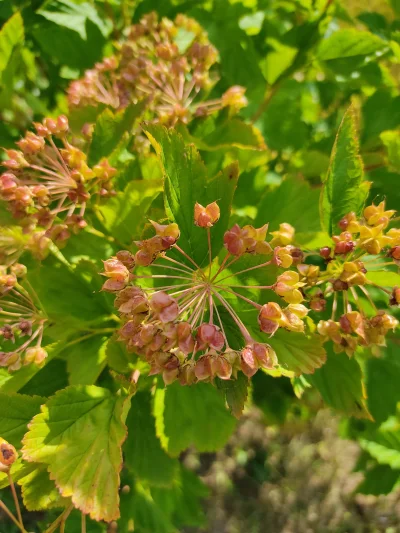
left=88, top=102, right=145, bottom=165
left=22, top=385, right=131, bottom=522
left=0, top=12, right=24, bottom=78
left=307, top=348, right=371, bottom=418
left=124, top=392, right=179, bottom=487
left=216, top=373, right=249, bottom=418
left=268, top=329, right=326, bottom=375
left=320, top=106, right=368, bottom=236
left=144, top=125, right=239, bottom=265
left=318, top=29, right=386, bottom=60
left=154, top=382, right=236, bottom=457
left=18, top=463, right=68, bottom=511
left=0, top=393, right=45, bottom=448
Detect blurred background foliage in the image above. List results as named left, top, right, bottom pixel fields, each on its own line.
left=1, top=0, right=400, bottom=531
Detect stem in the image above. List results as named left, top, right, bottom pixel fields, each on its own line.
left=211, top=253, right=231, bottom=281
left=213, top=300, right=230, bottom=350
left=207, top=227, right=212, bottom=280
left=251, top=82, right=280, bottom=123
left=359, top=285, right=378, bottom=312
left=173, top=245, right=202, bottom=271
left=8, top=472, right=24, bottom=531
left=216, top=286, right=262, bottom=310
left=331, top=292, right=337, bottom=321
left=212, top=290, right=253, bottom=343
left=209, top=290, right=213, bottom=324
left=216, top=260, right=272, bottom=284
left=0, top=500, right=26, bottom=532
left=44, top=504, right=74, bottom=533
left=150, top=263, right=195, bottom=276
left=81, top=513, right=86, bottom=533
left=159, top=254, right=195, bottom=273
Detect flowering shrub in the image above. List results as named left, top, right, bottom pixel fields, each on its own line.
left=1, top=1, right=400, bottom=531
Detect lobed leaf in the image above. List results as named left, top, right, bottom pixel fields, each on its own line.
left=22, top=385, right=131, bottom=522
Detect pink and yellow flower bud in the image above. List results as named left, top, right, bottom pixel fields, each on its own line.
left=270, top=223, right=295, bottom=246
left=194, top=201, right=220, bottom=228
left=275, top=271, right=305, bottom=304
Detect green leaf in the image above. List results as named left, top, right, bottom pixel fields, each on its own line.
left=268, top=329, right=326, bottom=376
left=359, top=417, right=400, bottom=470
left=144, top=125, right=239, bottom=265
left=151, top=466, right=209, bottom=529
left=366, top=342, right=400, bottom=424
left=97, top=179, right=163, bottom=244
left=307, top=348, right=371, bottom=418
left=318, top=29, right=386, bottom=60
left=381, top=130, right=400, bottom=172
left=362, top=90, right=400, bottom=143
left=37, top=0, right=108, bottom=40
left=0, top=12, right=24, bottom=79
left=356, top=463, right=400, bottom=496
left=252, top=372, right=295, bottom=424
left=255, top=176, right=321, bottom=234
left=187, top=118, right=266, bottom=151
left=260, top=40, right=298, bottom=85
left=0, top=393, right=45, bottom=448
left=66, top=335, right=108, bottom=385
left=119, top=480, right=176, bottom=533
left=124, top=392, right=179, bottom=487
left=22, top=385, right=131, bottom=522
left=154, top=382, right=236, bottom=457
left=18, top=463, right=68, bottom=511
left=320, top=106, right=368, bottom=236
left=216, top=373, right=249, bottom=418
left=88, top=103, right=145, bottom=165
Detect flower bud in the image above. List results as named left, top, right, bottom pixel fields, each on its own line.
left=0, top=438, right=17, bottom=467
left=24, top=346, right=48, bottom=365
left=150, top=292, right=179, bottom=323
left=194, top=201, right=220, bottom=228
left=319, top=246, right=331, bottom=259
left=196, top=323, right=224, bottom=350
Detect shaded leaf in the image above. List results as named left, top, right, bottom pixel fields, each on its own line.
left=308, top=348, right=371, bottom=418
left=154, top=381, right=236, bottom=457
left=0, top=393, right=45, bottom=448
left=216, top=373, right=249, bottom=418
left=66, top=335, right=108, bottom=385
left=124, top=392, right=179, bottom=487
left=0, top=12, right=24, bottom=78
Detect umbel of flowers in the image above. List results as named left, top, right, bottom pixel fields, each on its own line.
left=101, top=201, right=311, bottom=385
left=68, top=12, right=247, bottom=125
left=0, top=115, right=116, bottom=246
left=303, top=201, right=400, bottom=356
left=0, top=264, right=48, bottom=371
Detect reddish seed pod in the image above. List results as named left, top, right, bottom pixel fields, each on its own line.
left=319, top=247, right=331, bottom=259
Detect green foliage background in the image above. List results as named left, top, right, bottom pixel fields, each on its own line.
left=1, top=0, right=400, bottom=530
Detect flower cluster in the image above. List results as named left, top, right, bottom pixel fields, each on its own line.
left=298, top=202, right=400, bottom=355
left=101, top=201, right=310, bottom=385
left=68, top=13, right=247, bottom=126
left=0, top=116, right=116, bottom=245
left=0, top=265, right=48, bottom=371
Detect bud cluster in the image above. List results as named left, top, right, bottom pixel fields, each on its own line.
left=68, top=13, right=247, bottom=126
left=0, top=265, right=48, bottom=371
left=0, top=116, right=116, bottom=245
left=101, top=201, right=311, bottom=385
left=297, top=202, right=400, bottom=355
